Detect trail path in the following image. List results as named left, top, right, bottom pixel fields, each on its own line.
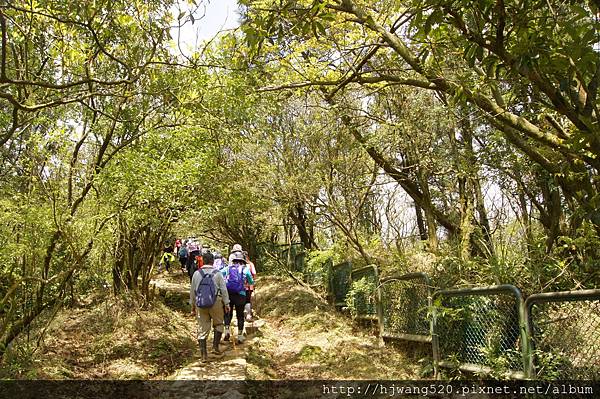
left=150, top=272, right=419, bottom=396
left=151, top=273, right=264, bottom=391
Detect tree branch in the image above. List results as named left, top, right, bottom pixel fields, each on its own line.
left=257, top=75, right=438, bottom=93
left=0, top=7, right=7, bottom=81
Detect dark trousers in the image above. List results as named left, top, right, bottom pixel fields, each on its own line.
left=224, top=291, right=245, bottom=332
left=186, top=250, right=200, bottom=280
left=162, top=253, right=171, bottom=271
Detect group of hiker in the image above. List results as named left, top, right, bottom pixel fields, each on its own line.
left=161, top=239, right=257, bottom=363
left=160, top=237, right=228, bottom=280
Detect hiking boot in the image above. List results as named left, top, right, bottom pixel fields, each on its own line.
left=198, top=339, right=208, bottom=363
left=236, top=333, right=245, bottom=344
left=212, top=331, right=224, bottom=356
left=223, top=327, right=230, bottom=342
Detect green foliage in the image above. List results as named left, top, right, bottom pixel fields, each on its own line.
left=345, top=276, right=376, bottom=318
left=298, top=344, right=324, bottom=361
left=555, top=222, right=600, bottom=276
left=479, top=347, right=522, bottom=379
left=303, top=249, right=332, bottom=286
left=532, top=349, right=569, bottom=380
left=306, top=249, right=335, bottom=270
left=0, top=0, right=208, bottom=356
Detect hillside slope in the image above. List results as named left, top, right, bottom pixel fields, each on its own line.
left=2, top=273, right=421, bottom=382
left=248, top=276, right=420, bottom=379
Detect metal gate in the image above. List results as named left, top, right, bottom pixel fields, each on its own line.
left=525, top=289, right=600, bottom=379
left=377, top=272, right=433, bottom=343
left=432, top=285, right=528, bottom=378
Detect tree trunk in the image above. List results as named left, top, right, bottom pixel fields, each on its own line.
left=458, top=176, right=473, bottom=260
left=414, top=201, right=428, bottom=241
left=543, top=186, right=563, bottom=253
left=473, top=177, right=494, bottom=257
left=462, top=122, right=495, bottom=257
left=517, top=183, right=534, bottom=255
left=416, top=167, right=438, bottom=251
left=289, top=202, right=315, bottom=250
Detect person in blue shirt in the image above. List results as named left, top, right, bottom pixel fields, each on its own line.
left=222, top=251, right=254, bottom=344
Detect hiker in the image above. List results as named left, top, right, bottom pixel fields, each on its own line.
left=178, top=242, right=189, bottom=274
left=160, top=242, right=175, bottom=272
left=186, top=239, right=201, bottom=280
left=228, top=243, right=243, bottom=264
left=213, top=251, right=225, bottom=271
left=223, top=251, right=254, bottom=344
left=243, top=251, right=256, bottom=322
left=190, top=250, right=230, bottom=363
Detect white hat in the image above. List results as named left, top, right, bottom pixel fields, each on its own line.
left=232, top=244, right=242, bottom=252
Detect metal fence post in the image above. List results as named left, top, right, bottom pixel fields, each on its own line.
left=517, top=293, right=531, bottom=379
left=522, top=297, right=535, bottom=379
left=430, top=286, right=440, bottom=380
left=376, top=280, right=385, bottom=347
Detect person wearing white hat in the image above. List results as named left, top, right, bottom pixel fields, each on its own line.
left=228, top=243, right=243, bottom=263
left=223, top=251, right=254, bottom=344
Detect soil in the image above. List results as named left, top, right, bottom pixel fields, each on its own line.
left=1, top=272, right=421, bottom=382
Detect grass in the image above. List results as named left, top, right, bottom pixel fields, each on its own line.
left=1, top=275, right=197, bottom=380
left=2, top=273, right=424, bottom=381
left=247, top=276, right=420, bottom=380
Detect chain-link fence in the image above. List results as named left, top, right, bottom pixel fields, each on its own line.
left=348, top=265, right=379, bottom=320
left=255, top=242, right=305, bottom=272
left=280, top=243, right=306, bottom=272
left=525, top=289, right=600, bottom=380
left=329, top=261, right=352, bottom=307
left=432, top=285, right=527, bottom=378
left=378, top=273, right=432, bottom=342
left=316, top=258, right=600, bottom=380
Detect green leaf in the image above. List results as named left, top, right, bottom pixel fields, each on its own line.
left=315, top=21, right=326, bottom=36
left=318, top=12, right=335, bottom=22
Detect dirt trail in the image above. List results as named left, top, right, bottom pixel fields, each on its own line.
left=165, top=345, right=248, bottom=398
left=6, top=270, right=418, bottom=387
left=150, top=273, right=258, bottom=398
left=247, top=276, right=420, bottom=380
left=153, top=273, right=420, bottom=383
left=151, top=273, right=261, bottom=381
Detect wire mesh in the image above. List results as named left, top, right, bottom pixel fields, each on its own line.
left=350, top=266, right=378, bottom=317
left=293, top=250, right=306, bottom=273
left=304, top=257, right=331, bottom=286
left=435, top=291, right=523, bottom=373
left=380, top=277, right=430, bottom=338
left=529, top=299, right=600, bottom=379
left=330, top=261, right=352, bottom=306
left=255, top=242, right=305, bottom=271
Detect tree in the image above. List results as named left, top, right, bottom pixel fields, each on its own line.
left=0, top=0, right=188, bottom=359
left=239, top=0, right=600, bottom=240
